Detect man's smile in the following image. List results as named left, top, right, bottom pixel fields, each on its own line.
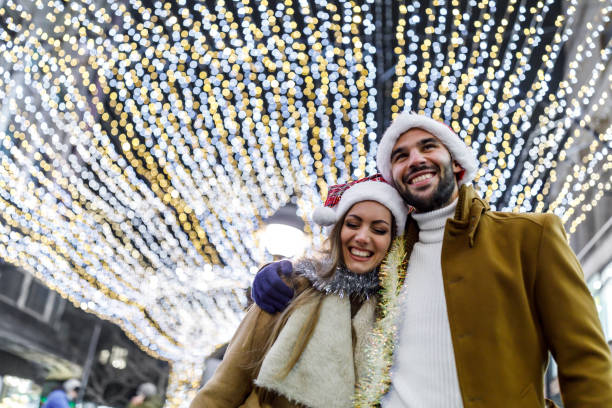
left=404, top=167, right=439, bottom=189
left=408, top=171, right=436, bottom=186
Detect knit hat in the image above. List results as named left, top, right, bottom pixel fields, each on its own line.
left=137, top=383, right=157, bottom=397
left=376, top=112, right=478, bottom=186
left=63, top=379, right=81, bottom=393
left=312, top=174, right=408, bottom=234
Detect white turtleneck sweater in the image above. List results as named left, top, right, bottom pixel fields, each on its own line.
left=383, top=199, right=463, bottom=408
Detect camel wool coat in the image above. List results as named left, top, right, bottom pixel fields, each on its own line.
left=189, top=305, right=296, bottom=408
left=398, top=185, right=612, bottom=407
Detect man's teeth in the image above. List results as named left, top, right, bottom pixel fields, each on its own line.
left=410, top=173, right=434, bottom=184
left=351, top=248, right=372, bottom=257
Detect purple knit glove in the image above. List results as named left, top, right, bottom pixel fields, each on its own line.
left=251, top=260, right=294, bottom=313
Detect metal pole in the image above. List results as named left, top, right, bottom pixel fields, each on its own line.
left=374, top=0, right=385, bottom=135
left=77, top=321, right=102, bottom=404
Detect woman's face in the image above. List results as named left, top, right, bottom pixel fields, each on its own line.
left=340, top=201, right=393, bottom=274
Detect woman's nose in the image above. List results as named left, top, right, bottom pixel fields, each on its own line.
left=354, top=227, right=369, bottom=243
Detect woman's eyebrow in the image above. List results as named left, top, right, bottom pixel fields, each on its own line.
left=371, top=219, right=390, bottom=226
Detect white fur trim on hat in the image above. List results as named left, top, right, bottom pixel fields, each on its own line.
left=312, top=206, right=337, bottom=226
left=312, top=181, right=408, bottom=234
left=376, top=112, right=478, bottom=186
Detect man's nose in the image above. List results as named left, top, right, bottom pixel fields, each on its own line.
left=407, top=150, right=426, bottom=168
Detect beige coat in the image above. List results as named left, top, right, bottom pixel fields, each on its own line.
left=190, top=293, right=377, bottom=408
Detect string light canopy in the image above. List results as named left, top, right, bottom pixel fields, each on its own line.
left=0, top=0, right=609, bottom=405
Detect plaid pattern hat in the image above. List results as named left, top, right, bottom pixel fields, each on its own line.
left=322, top=174, right=386, bottom=208
left=312, top=174, right=408, bottom=234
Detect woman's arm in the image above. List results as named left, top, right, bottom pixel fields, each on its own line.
left=190, top=305, right=277, bottom=408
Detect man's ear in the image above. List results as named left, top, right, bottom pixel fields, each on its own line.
left=452, top=160, right=465, bottom=182
left=452, top=160, right=463, bottom=175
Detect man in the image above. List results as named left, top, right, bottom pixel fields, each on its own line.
left=127, top=382, right=163, bottom=408
left=41, top=379, right=80, bottom=408
left=252, top=112, right=612, bottom=407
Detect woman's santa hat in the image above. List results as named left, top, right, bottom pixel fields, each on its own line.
left=312, top=174, right=408, bottom=234
left=376, top=112, right=478, bottom=186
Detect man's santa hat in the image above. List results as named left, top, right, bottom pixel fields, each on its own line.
left=312, top=174, right=408, bottom=234
left=376, top=112, right=478, bottom=186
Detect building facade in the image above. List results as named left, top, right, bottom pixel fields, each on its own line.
left=0, top=262, right=169, bottom=408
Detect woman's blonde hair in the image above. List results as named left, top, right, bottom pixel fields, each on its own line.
left=255, top=206, right=397, bottom=402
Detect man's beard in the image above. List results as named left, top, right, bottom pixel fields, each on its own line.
left=396, top=162, right=457, bottom=213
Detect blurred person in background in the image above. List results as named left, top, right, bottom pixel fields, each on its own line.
left=190, top=175, right=408, bottom=407
left=127, top=382, right=162, bottom=408
left=41, top=379, right=80, bottom=408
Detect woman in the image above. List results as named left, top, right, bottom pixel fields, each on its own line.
left=190, top=174, right=407, bottom=408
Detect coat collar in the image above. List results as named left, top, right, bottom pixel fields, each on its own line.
left=447, top=185, right=489, bottom=247
left=403, top=185, right=489, bottom=249
left=451, top=184, right=489, bottom=223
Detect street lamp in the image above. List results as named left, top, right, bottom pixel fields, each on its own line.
left=259, top=203, right=310, bottom=259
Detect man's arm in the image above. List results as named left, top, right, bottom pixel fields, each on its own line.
left=535, top=214, right=612, bottom=407
left=251, top=260, right=294, bottom=313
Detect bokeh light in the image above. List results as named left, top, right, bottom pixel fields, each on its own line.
left=0, top=0, right=609, bottom=405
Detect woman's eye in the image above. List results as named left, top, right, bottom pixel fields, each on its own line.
left=346, top=222, right=359, bottom=229
left=373, top=228, right=389, bottom=235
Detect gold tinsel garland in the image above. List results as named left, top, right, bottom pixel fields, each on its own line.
left=354, top=237, right=406, bottom=407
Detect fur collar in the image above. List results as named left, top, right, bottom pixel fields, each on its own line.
left=294, top=258, right=380, bottom=299
left=255, top=295, right=376, bottom=408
